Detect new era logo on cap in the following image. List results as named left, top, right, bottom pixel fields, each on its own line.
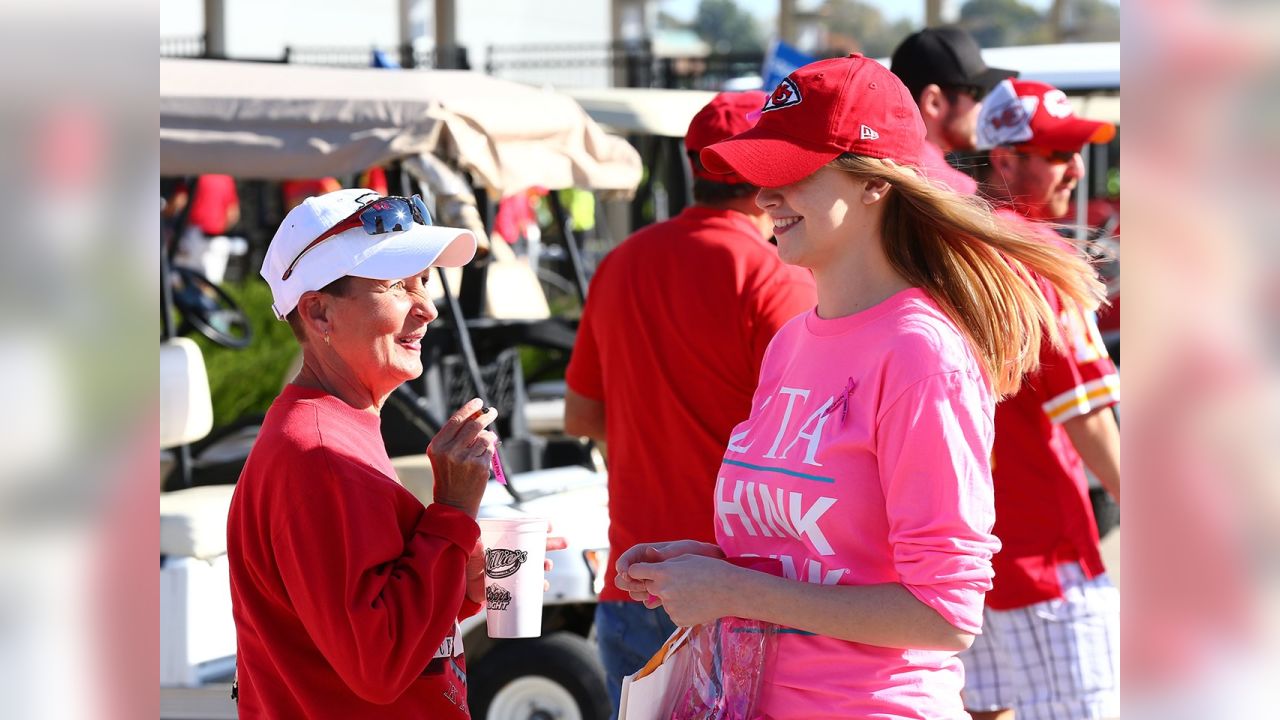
left=860, top=124, right=879, bottom=140
left=762, top=77, right=803, bottom=112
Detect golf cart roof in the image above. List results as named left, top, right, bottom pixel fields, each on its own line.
left=569, top=42, right=1119, bottom=140
left=979, top=42, right=1119, bottom=93
left=160, top=59, right=642, bottom=196
left=564, top=87, right=717, bottom=137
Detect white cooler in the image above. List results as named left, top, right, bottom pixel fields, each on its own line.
left=160, top=484, right=238, bottom=687
left=160, top=339, right=237, bottom=687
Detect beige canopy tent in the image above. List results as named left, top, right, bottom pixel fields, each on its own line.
left=160, top=59, right=642, bottom=198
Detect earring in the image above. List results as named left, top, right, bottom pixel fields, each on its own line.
left=324, top=332, right=331, bottom=346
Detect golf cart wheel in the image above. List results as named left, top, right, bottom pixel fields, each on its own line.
left=468, top=631, right=610, bottom=720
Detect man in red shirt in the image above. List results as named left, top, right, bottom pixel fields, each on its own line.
left=890, top=26, right=1016, bottom=194
left=185, top=174, right=241, bottom=236
left=563, top=91, right=816, bottom=717
left=964, top=79, right=1122, bottom=720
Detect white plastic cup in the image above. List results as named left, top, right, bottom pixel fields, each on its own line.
left=478, top=517, right=548, bottom=638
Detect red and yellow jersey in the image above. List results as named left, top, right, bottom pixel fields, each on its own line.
left=987, top=212, right=1120, bottom=610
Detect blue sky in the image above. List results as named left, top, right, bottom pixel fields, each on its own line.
left=161, top=0, right=1072, bottom=59
left=659, top=0, right=1057, bottom=26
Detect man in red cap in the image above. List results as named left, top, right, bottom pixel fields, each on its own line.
left=563, top=90, right=815, bottom=718
left=963, top=78, right=1122, bottom=720
left=890, top=26, right=1017, bottom=194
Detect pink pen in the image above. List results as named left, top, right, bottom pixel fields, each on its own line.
left=491, top=437, right=507, bottom=485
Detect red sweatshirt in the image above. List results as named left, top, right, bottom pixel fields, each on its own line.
left=228, top=384, right=481, bottom=718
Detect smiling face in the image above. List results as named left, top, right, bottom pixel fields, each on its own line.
left=755, top=165, right=871, bottom=271
left=325, top=273, right=438, bottom=399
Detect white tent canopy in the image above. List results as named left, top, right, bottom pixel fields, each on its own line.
left=565, top=87, right=717, bottom=138
left=160, top=59, right=642, bottom=197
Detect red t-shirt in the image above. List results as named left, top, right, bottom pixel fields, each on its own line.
left=187, top=174, right=239, bottom=235
left=987, top=210, right=1121, bottom=610
left=282, top=177, right=343, bottom=211
left=228, top=385, right=481, bottom=718
left=566, top=205, right=816, bottom=601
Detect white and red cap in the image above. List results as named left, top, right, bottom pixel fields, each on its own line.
left=977, top=79, right=1116, bottom=153
left=261, top=188, right=476, bottom=319
left=700, top=54, right=926, bottom=188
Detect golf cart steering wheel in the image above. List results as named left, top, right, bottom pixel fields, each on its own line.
left=170, top=265, right=253, bottom=349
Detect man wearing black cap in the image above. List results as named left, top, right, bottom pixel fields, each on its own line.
left=891, top=26, right=1017, bottom=194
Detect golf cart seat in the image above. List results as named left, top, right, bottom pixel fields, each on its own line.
left=160, top=337, right=213, bottom=462
left=159, top=338, right=237, bottom=687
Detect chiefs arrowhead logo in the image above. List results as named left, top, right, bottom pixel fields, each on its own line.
left=762, top=77, right=803, bottom=113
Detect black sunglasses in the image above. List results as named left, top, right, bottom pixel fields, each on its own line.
left=943, top=84, right=987, bottom=102
left=282, top=194, right=433, bottom=281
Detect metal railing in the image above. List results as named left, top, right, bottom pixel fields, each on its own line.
left=282, top=44, right=469, bottom=70
left=486, top=39, right=764, bottom=89
left=160, top=36, right=762, bottom=89
left=159, top=36, right=468, bottom=69
left=160, top=35, right=205, bottom=58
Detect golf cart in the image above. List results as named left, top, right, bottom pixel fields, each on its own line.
left=160, top=58, right=642, bottom=719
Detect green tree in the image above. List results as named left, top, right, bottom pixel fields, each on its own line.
left=656, top=9, right=685, bottom=31
left=1063, top=0, right=1120, bottom=42
left=694, top=0, right=764, bottom=53
left=959, top=0, right=1049, bottom=47
left=818, top=0, right=915, bottom=58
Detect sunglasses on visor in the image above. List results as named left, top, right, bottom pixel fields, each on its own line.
left=281, top=194, right=434, bottom=281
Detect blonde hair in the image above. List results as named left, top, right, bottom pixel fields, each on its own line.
left=829, top=155, right=1107, bottom=397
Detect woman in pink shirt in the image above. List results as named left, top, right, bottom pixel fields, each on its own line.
left=615, top=55, right=1107, bottom=719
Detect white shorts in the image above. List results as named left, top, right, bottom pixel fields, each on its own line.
left=959, top=563, right=1120, bottom=720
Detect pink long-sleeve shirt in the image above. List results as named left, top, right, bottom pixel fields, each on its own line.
left=714, top=288, right=1000, bottom=720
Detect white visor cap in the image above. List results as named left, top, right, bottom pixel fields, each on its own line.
left=261, top=188, right=476, bottom=319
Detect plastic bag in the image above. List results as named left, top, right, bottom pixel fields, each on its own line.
left=669, top=616, right=778, bottom=720
left=619, top=556, right=783, bottom=720
left=618, top=626, right=694, bottom=720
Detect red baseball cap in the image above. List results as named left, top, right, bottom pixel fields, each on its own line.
left=685, top=90, right=768, bottom=184
left=976, top=79, right=1116, bottom=153
left=700, top=54, right=926, bottom=188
